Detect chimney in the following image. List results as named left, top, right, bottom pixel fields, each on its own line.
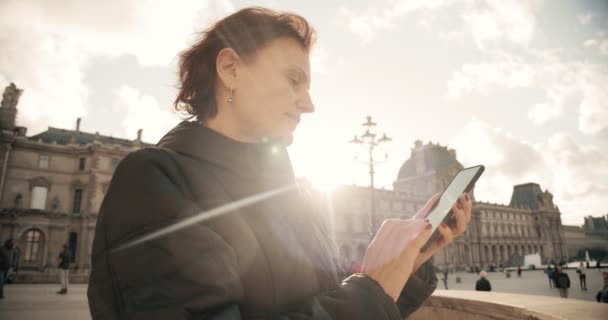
left=137, top=129, right=143, bottom=141
left=448, top=148, right=457, bottom=159
left=76, top=118, right=81, bottom=133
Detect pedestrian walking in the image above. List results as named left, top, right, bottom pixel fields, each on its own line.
left=442, top=268, right=449, bottom=290
left=517, top=265, right=522, bottom=278
left=545, top=265, right=554, bottom=288
left=554, top=266, right=570, bottom=298
left=56, top=244, right=71, bottom=294
left=577, top=261, right=587, bottom=290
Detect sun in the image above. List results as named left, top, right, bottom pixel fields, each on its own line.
left=306, top=170, right=341, bottom=192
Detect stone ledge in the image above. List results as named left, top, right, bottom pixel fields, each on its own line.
left=14, top=272, right=89, bottom=284
left=409, top=290, right=608, bottom=320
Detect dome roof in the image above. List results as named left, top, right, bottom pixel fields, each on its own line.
left=396, top=142, right=463, bottom=181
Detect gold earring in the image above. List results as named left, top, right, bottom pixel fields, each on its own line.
left=227, top=86, right=233, bottom=103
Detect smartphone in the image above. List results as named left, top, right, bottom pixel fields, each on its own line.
left=420, top=165, right=485, bottom=252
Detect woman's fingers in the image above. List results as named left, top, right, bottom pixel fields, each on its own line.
left=461, top=193, right=472, bottom=223
left=411, top=221, right=433, bottom=250
left=451, top=202, right=467, bottom=235
left=414, top=193, right=441, bottom=219
left=437, top=223, right=454, bottom=245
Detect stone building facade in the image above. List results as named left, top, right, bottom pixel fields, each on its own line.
left=328, top=141, right=593, bottom=270
left=0, top=84, right=151, bottom=282
left=563, top=216, right=608, bottom=259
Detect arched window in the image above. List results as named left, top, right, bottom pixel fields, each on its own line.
left=24, top=229, right=43, bottom=262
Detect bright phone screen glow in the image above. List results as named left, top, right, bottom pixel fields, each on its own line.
left=426, top=167, right=481, bottom=230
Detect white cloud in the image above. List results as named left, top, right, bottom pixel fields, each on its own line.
left=339, top=0, right=538, bottom=50
left=599, top=40, right=608, bottom=55
left=338, top=0, right=460, bottom=43
left=462, top=0, right=536, bottom=51
left=448, top=50, right=608, bottom=137
left=584, top=39, right=598, bottom=47
left=582, top=38, right=608, bottom=56
left=0, top=0, right=231, bottom=134
left=450, top=119, right=608, bottom=225
left=447, top=57, right=534, bottom=98
left=115, top=85, right=180, bottom=143
left=527, top=82, right=573, bottom=125
left=578, top=12, right=595, bottom=25
left=577, top=67, right=608, bottom=137
left=0, top=26, right=89, bottom=134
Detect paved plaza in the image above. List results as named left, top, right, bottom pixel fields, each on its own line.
left=442, top=268, right=607, bottom=302
left=0, top=269, right=606, bottom=319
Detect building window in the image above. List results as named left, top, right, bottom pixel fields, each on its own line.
left=110, top=158, right=120, bottom=172
left=24, top=229, right=42, bottom=262
left=38, top=155, right=49, bottom=169
left=72, top=188, right=83, bottom=213
left=79, top=157, right=86, bottom=170
left=30, top=186, right=48, bottom=210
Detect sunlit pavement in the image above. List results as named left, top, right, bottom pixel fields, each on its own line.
left=0, top=269, right=605, bottom=319
left=438, top=268, right=606, bottom=302
left=0, top=284, right=90, bottom=320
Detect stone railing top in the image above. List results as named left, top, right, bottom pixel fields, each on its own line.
left=412, top=290, right=608, bottom=320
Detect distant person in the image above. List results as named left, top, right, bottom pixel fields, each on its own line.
left=578, top=261, right=587, bottom=290
left=2, top=239, right=16, bottom=283
left=545, top=265, right=554, bottom=288
left=442, top=268, right=449, bottom=289
left=475, top=271, right=492, bottom=291
left=517, top=265, right=522, bottom=278
left=0, top=240, right=11, bottom=299
left=554, top=266, right=570, bottom=298
left=57, top=244, right=71, bottom=294
left=598, top=260, right=601, bottom=270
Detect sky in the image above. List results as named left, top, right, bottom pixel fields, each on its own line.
left=1, top=0, right=607, bottom=226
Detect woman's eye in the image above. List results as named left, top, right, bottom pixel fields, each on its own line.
left=289, top=76, right=299, bottom=86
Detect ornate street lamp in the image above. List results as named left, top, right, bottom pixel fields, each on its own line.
left=350, top=115, right=392, bottom=239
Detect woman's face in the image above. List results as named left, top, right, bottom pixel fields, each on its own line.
left=232, top=37, right=314, bottom=144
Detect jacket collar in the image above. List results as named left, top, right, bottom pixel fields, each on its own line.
left=156, top=121, right=295, bottom=184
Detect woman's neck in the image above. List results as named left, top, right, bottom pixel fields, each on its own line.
left=202, top=111, right=258, bottom=143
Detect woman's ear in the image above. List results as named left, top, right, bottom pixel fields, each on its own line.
left=216, top=48, right=239, bottom=89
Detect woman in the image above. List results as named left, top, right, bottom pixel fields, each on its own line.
left=87, top=7, right=472, bottom=319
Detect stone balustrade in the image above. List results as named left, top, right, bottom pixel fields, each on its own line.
left=409, top=290, right=608, bottom=320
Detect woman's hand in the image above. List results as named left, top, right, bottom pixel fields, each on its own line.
left=413, top=192, right=473, bottom=271
left=361, top=218, right=432, bottom=301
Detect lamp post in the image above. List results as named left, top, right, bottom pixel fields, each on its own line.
left=349, top=115, right=392, bottom=240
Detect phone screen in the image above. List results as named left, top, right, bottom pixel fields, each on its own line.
left=421, top=165, right=484, bottom=251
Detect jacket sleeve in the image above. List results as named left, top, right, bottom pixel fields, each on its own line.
left=395, top=260, right=437, bottom=318
left=89, top=149, right=406, bottom=320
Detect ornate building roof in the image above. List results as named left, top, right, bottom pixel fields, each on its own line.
left=396, top=140, right=462, bottom=180
left=509, top=183, right=556, bottom=210
left=29, top=127, right=153, bottom=147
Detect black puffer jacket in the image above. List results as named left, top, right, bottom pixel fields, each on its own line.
left=87, top=121, right=437, bottom=319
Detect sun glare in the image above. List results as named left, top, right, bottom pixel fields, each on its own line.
left=306, top=170, right=341, bottom=192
